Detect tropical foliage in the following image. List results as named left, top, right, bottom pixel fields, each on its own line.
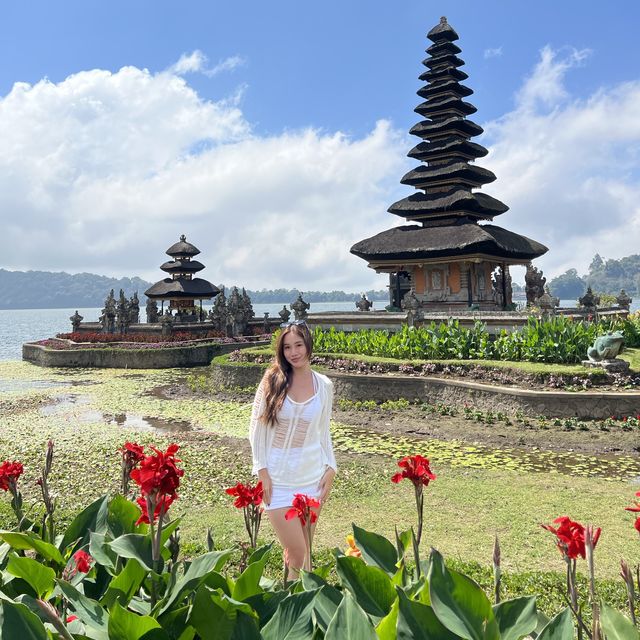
left=311, top=316, right=640, bottom=364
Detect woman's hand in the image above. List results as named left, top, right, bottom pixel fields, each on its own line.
left=258, top=468, right=272, bottom=506
left=318, top=467, right=336, bottom=504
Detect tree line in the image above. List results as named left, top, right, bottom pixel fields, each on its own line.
left=0, top=269, right=389, bottom=310
left=548, top=254, right=640, bottom=299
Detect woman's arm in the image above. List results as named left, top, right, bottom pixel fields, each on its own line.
left=319, top=380, right=338, bottom=473
left=248, top=381, right=269, bottom=475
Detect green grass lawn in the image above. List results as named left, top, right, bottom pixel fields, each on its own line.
left=621, top=347, right=640, bottom=371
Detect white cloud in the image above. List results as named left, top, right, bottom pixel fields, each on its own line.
left=168, top=50, right=246, bottom=77
left=483, top=46, right=503, bottom=59
left=0, top=65, right=407, bottom=291
left=482, top=45, right=640, bottom=282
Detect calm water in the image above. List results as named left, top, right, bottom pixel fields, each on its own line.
left=0, top=302, right=366, bottom=361
left=1, top=299, right=637, bottom=362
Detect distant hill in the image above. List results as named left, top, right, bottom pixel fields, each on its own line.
left=0, top=269, right=389, bottom=309
left=0, top=269, right=152, bottom=310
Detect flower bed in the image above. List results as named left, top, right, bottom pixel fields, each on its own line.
left=0, top=442, right=637, bottom=638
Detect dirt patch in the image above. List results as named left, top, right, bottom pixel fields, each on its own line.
left=334, top=406, right=640, bottom=456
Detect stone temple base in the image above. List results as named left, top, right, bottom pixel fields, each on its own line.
left=582, top=358, right=630, bottom=373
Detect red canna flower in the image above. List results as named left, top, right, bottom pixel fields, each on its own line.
left=73, top=550, right=93, bottom=573
left=66, top=615, right=78, bottom=623
left=624, top=491, right=640, bottom=513
left=285, top=493, right=320, bottom=527
left=135, top=494, right=175, bottom=526
left=0, top=461, right=24, bottom=491
left=541, top=516, right=601, bottom=560
left=634, top=517, right=640, bottom=534
left=391, top=455, right=436, bottom=487
left=120, top=442, right=145, bottom=464
left=225, top=481, right=263, bottom=509
left=130, top=444, right=183, bottom=499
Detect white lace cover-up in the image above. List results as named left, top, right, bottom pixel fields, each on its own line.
left=249, top=370, right=337, bottom=491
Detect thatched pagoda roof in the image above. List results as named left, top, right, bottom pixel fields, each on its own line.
left=166, top=234, right=200, bottom=258
left=144, top=278, right=219, bottom=300
left=351, top=223, right=548, bottom=264
left=160, top=259, right=206, bottom=274
left=388, top=190, right=508, bottom=221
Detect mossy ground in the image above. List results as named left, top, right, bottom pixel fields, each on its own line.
left=0, top=360, right=638, bottom=593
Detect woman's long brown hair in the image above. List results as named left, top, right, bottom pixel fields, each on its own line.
left=260, top=324, right=313, bottom=426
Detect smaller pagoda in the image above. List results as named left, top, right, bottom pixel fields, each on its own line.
left=145, top=235, right=219, bottom=320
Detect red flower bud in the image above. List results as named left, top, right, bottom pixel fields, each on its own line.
left=72, top=550, right=93, bottom=573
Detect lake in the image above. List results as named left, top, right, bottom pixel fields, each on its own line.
left=1, top=300, right=637, bottom=362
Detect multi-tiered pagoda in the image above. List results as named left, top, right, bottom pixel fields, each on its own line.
left=351, top=17, right=547, bottom=311
left=145, top=235, right=219, bottom=318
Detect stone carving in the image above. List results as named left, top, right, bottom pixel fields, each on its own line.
left=491, top=266, right=512, bottom=308
left=356, top=293, right=373, bottom=311
left=70, top=310, right=83, bottom=332
left=617, top=289, right=632, bottom=310
left=263, top=312, right=270, bottom=333
left=100, top=289, right=117, bottom=334
left=116, top=289, right=130, bottom=334
left=160, top=311, right=174, bottom=337
left=227, top=287, right=246, bottom=336
left=129, top=292, right=140, bottom=324
left=209, top=287, right=228, bottom=332
left=241, top=288, right=255, bottom=323
left=291, top=293, right=310, bottom=320
left=146, top=298, right=159, bottom=323
left=278, top=305, right=291, bottom=323
left=535, top=286, right=559, bottom=316
left=402, top=289, right=423, bottom=327
left=578, top=286, right=600, bottom=310
left=525, top=265, right=546, bottom=306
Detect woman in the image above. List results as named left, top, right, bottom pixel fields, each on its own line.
left=249, top=321, right=337, bottom=579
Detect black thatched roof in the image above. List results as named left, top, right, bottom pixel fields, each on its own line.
left=160, top=259, right=205, bottom=274
left=401, top=162, right=496, bottom=188
left=408, top=138, right=488, bottom=162
left=415, top=96, right=477, bottom=117
left=424, top=53, right=465, bottom=70
left=410, top=116, right=483, bottom=139
left=421, top=67, right=468, bottom=82
left=418, top=79, right=473, bottom=99
left=426, top=41, right=461, bottom=56
left=427, top=16, right=459, bottom=42
left=144, top=277, right=219, bottom=300
left=350, top=223, right=548, bottom=263
left=388, top=190, right=508, bottom=220
left=166, top=234, right=200, bottom=258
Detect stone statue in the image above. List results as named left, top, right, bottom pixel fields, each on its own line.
left=227, top=287, right=246, bottom=336
left=160, top=312, right=174, bottom=337
left=402, top=289, right=423, bottom=327
left=578, top=286, right=600, bottom=310
left=129, top=292, right=140, bottom=324
left=535, top=286, right=559, bottom=316
left=116, top=289, right=130, bottom=334
left=616, top=289, right=632, bottom=310
left=100, top=289, right=117, bottom=334
left=525, top=265, right=546, bottom=306
left=491, top=266, right=513, bottom=308
left=209, top=287, right=227, bottom=332
left=587, top=332, right=625, bottom=361
left=263, top=312, right=270, bottom=334
left=278, top=305, right=291, bottom=323
left=146, top=298, right=159, bottom=323
left=291, top=293, right=310, bottom=320
left=70, top=310, right=83, bottom=332
left=356, top=293, right=373, bottom=311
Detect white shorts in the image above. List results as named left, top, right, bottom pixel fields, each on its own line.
left=264, top=481, right=321, bottom=511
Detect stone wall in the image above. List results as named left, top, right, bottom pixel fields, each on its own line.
left=23, top=341, right=267, bottom=369
left=210, top=361, right=640, bottom=419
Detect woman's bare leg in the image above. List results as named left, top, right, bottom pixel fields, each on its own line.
left=267, top=504, right=322, bottom=580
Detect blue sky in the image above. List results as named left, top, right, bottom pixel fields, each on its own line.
left=1, top=1, right=639, bottom=289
